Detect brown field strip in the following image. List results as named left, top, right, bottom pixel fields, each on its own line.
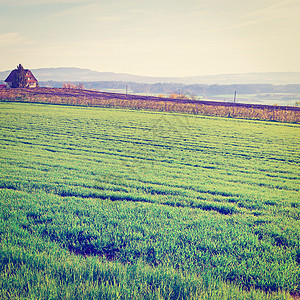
left=1, top=87, right=299, bottom=122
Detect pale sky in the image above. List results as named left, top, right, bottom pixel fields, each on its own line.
left=1, top=0, right=299, bottom=77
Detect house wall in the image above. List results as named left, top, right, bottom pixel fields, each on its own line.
left=5, top=81, right=37, bottom=88
left=4, top=69, right=38, bottom=88
left=26, top=72, right=38, bottom=88
left=28, top=82, right=37, bottom=88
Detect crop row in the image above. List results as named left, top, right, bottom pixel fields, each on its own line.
left=0, top=103, right=299, bottom=298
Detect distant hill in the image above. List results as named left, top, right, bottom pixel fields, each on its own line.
left=1, top=67, right=300, bottom=84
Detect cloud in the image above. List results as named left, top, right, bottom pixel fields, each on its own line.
left=243, top=0, right=300, bottom=18
left=49, top=2, right=100, bottom=18
left=208, top=15, right=284, bottom=33
left=0, top=32, right=30, bottom=47
left=1, top=0, right=94, bottom=5
left=204, top=0, right=300, bottom=35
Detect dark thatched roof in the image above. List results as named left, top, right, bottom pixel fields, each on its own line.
left=5, top=69, right=38, bottom=83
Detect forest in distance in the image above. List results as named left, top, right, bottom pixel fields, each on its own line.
left=39, top=80, right=300, bottom=95
left=37, top=81, right=300, bottom=106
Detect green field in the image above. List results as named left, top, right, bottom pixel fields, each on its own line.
left=0, top=102, right=299, bottom=299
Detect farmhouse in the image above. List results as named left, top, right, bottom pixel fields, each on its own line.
left=4, top=69, right=38, bottom=88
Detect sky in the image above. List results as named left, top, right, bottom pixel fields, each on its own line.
left=0, top=0, right=300, bottom=77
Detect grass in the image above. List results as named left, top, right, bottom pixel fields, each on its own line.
left=0, top=102, right=299, bottom=299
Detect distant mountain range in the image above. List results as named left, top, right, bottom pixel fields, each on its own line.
left=1, top=67, right=300, bottom=85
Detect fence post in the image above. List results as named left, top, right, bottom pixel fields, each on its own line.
left=232, top=91, right=236, bottom=116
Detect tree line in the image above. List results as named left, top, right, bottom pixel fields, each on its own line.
left=40, top=80, right=300, bottom=96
